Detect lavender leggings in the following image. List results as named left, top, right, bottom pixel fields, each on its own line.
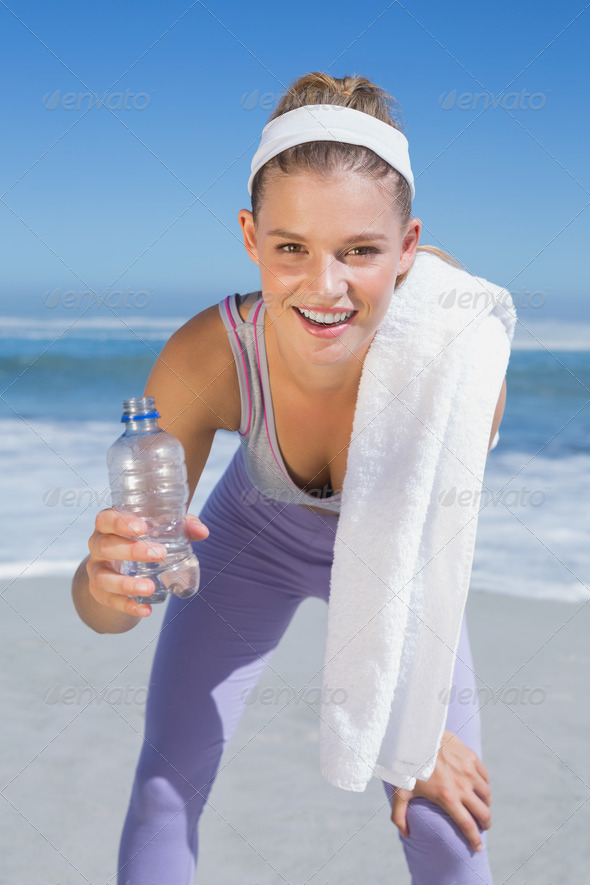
left=117, top=446, right=493, bottom=884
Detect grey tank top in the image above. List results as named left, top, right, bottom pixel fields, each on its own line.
left=218, top=291, right=342, bottom=513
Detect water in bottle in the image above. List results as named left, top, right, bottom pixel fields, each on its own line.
left=106, top=396, right=200, bottom=603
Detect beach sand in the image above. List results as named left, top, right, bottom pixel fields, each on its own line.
left=1, top=573, right=589, bottom=884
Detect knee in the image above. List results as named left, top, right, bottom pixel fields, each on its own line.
left=407, top=796, right=476, bottom=845
left=399, top=797, right=488, bottom=881
left=131, top=774, right=187, bottom=823
left=131, top=750, right=217, bottom=826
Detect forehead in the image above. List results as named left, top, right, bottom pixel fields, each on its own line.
left=259, top=169, right=399, bottom=232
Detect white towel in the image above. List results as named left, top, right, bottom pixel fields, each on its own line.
left=319, top=250, right=517, bottom=792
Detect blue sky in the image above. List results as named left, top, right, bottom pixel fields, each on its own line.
left=1, top=0, right=587, bottom=323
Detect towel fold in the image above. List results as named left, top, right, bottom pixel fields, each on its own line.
left=319, top=250, right=517, bottom=792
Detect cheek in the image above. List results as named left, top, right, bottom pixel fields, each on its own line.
left=259, top=259, right=298, bottom=290
left=263, top=260, right=302, bottom=283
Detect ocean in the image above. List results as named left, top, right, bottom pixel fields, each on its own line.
left=1, top=314, right=588, bottom=602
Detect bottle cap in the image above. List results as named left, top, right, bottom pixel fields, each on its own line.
left=121, top=396, right=161, bottom=422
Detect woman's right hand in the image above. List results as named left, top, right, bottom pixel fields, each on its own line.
left=86, top=508, right=210, bottom=619
left=391, top=729, right=492, bottom=853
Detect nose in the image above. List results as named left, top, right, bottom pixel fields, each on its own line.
left=302, top=254, right=349, bottom=304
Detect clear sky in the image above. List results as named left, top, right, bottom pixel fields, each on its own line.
left=1, top=0, right=587, bottom=323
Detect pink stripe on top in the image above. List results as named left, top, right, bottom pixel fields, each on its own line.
left=223, top=294, right=252, bottom=436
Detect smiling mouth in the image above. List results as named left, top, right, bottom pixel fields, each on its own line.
left=293, top=306, right=357, bottom=326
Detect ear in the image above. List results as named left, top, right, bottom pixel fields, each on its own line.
left=397, top=217, right=422, bottom=277
left=238, top=209, right=260, bottom=267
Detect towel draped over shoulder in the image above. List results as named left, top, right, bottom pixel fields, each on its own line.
left=319, top=250, right=517, bottom=792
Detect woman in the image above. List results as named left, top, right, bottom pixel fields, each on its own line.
left=72, top=72, right=505, bottom=884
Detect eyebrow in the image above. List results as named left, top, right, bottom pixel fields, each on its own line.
left=267, top=228, right=390, bottom=244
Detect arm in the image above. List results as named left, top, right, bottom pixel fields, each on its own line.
left=71, top=304, right=239, bottom=633
left=487, top=376, right=507, bottom=455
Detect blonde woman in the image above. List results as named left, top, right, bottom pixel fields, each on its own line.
left=73, top=72, right=504, bottom=884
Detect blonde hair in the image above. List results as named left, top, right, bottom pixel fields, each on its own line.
left=250, top=72, right=462, bottom=286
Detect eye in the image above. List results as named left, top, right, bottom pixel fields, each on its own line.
left=276, top=242, right=303, bottom=254
left=275, top=243, right=379, bottom=257
left=348, top=246, right=379, bottom=257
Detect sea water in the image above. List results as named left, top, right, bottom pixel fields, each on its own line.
left=1, top=314, right=588, bottom=603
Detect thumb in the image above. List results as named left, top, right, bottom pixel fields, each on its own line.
left=391, top=787, right=413, bottom=838
left=185, top=514, right=209, bottom=538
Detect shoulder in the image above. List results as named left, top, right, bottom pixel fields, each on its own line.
left=145, top=298, right=241, bottom=434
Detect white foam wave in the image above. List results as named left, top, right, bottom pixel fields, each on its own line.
left=0, top=418, right=588, bottom=603
left=0, top=560, right=82, bottom=581
left=511, top=321, right=590, bottom=351
left=0, top=315, right=190, bottom=339
left=2, top=316, right=590, bottom=349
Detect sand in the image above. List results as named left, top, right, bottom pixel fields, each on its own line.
left=1, top=573, right=589, bottom=884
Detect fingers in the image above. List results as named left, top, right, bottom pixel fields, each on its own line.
left=390, top=787, right=412, bottom=838
left=185, top=514, right=210, bottom=539
left=90, top=509, right=168, bottom=563
left=433, top=784, right=489, bottom=852
left=95, top=507, right=147, bottom=539
left=87, top=508, right=165, bottom=619
left=448, top=800, right=488, bottom=852
left=90, top=531, right=168, bottom=564
left=464, top=791, right=493, bottom=833
left=392, top=788, right=487, bottom=853
left=466, top=761, right=493, bottom=825
left=473, top=770, right=492, bottom=807
left=474, top=756, right=491, bottom=784
left=86, top=508, right=210, bottom=622
left=450, top=756, right=492, bottom=850
left=86, top=557, right=154, bottom=617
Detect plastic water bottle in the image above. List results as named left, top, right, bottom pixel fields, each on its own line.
left=106, top=395, right=200, bottom=604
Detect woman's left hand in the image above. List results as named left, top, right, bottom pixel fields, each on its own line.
left=390, top=729, right=492, bottom=853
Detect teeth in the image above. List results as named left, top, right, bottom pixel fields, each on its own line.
left=297, top=307, right=354, bottom=325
